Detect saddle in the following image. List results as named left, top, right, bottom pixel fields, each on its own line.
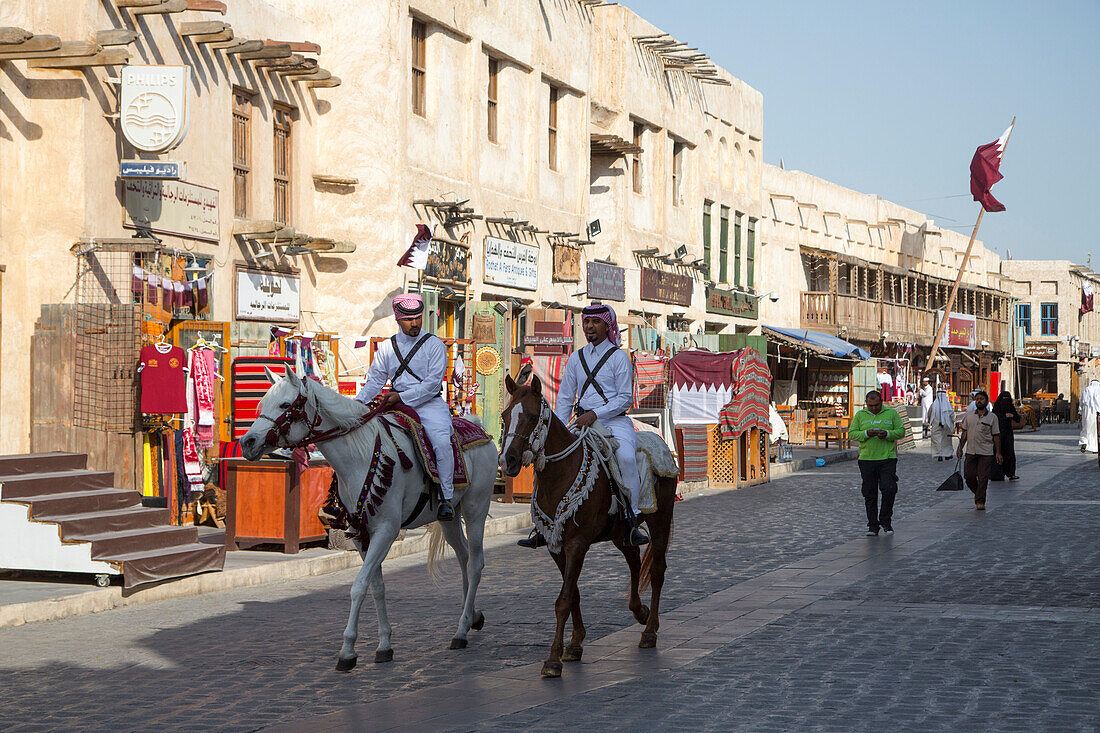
left=379, top=405, right=491, bottom=490
left=586, top=421, right=679, bottom=515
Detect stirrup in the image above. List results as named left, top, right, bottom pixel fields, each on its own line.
left=436, top=499, right=454, bottom=522
left=517, top=529, right=547, bottom=549
left=627, top=526, right=650, bottom=547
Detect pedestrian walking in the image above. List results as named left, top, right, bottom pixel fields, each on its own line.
left=919, top=378, right=934, bottom=437
left=957, top=390, right=1002, bottom=510
left=927, top=388, right=955, bottom=460
left=1078, top=379, right=1100, bottom=453
left=990, top=391, right=1020, bottom=481
left=848, top=390, right=906, bottom=536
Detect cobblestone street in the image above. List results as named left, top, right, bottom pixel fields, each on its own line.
left=0, top=428, right=1096, bottom=732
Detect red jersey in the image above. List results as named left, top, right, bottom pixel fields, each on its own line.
left=140, top=344, right=188, bottom=414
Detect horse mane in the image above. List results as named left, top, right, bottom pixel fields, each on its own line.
left=304, top=378, right=372, bottom=430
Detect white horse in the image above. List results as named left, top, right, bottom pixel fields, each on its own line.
left=239, top=367, right=498, bottom=671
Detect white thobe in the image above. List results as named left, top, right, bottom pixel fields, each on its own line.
left=554, top=338, right=640, bottom=513
left=356, top=331, right=454, bottom=498
left=919, top=386, right=934, bottom=424
left=1079, top=381, right=1100, bottom=453
left=928, top=393, right=955, bottom=458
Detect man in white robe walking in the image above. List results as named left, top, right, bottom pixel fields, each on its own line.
left=356, top=293, right=455, bottom=521
left=919, top=378, right=934, bottom=436
left=1079, top=379, right=1100, bottom=454
left=927, top=388, right=955, bottom=460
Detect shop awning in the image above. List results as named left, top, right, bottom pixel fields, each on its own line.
left=762, top=325, right=871, bottom=360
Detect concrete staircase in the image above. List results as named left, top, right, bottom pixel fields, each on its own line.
left=0, top=452, right=224, bottom=589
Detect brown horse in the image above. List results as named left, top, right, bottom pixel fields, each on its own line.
left=499, top=374, right=677, bottom=678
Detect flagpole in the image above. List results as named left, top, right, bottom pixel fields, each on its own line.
left=926, top=117, right=1015, bottom=372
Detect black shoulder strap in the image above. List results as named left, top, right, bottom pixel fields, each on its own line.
left=577, top=347, right=617, bottom=405
left=391, top=334, right=431, bottom=382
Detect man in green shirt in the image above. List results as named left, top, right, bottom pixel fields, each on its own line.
left=848, top=390, right=906, bottom=536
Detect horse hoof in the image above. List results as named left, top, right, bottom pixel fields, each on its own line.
left=639, top=633, right=657, bottom=649
left=374, top=649, right=394, bottom=664
left=563, top=647, right=583, bottom=662
left=450, top=637, right=468, bottom=650
left=471, top=611, right=485, bottom=631
left=541, top=661, right=563, bottom=678
left=335, top=655, right=358, bottom=672
left=633, top=604, right=651, bottom=625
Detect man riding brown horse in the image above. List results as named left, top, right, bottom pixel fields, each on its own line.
left=516, top=302, right=649, bottom=548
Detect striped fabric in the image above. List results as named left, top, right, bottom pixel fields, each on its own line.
left=530, top=354, right=569, bottom=408
left=633, top=353, right=668, bottom=409
left=676, top=426, right=709, bottom=482
left=231, top=357, right=294, bottom=439
left=718, top=349, right=773, bottom=440
left=894, top=404, right=917, bottom=452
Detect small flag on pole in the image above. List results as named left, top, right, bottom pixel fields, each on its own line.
left=1082, top=283, right=1095, bottom=316
left=398, top=224, right=433, bottom=270
left=970, top=122, right=1013, bottom=213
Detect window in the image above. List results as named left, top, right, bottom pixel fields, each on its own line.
left=718, top=206, right=729, bottom=283
left=671, top=140, right=684, bottom=206
left=273, top=106, right=292, bottom=226
left=547, top=85, right=559, bottom=171
left=1012, top=301, right=1029, bottom=334
left=411, top=19, right=426, bottom=117
left=487, top=56, right=499, bottom=143
left=232, top=90, right=251, bottom=219
left=632, top=122, right=644, bottom=193
left=746, top=217, right=756, bottom=289
left=733, top=212, right=742, bottom=288
left=1040, top=302, right=1058, bottom=336
left=702, top=202, right=712, bottom=279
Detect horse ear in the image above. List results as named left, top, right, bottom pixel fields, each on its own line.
left=284, top=365, right=303, bottom=388
left=263, top=366, right=279, bottom=384
left=530, top=375, right=542, bottom=395
left=505, top=374, right=516, bottom=395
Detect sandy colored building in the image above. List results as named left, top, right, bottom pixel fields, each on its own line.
left=1001, top=259, right=1100, bottom=405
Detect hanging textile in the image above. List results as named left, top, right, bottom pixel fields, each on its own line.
left=668, top=349, right=739, bottom=425
left=717, top=349, right=773, bottom=440
left=632, top=353, right=667, bottom=410
left=530, top=354, right=569, bottom=407
left=189, top=347, right=217, bottom=449
left=139, top=342, right=188, bottom=414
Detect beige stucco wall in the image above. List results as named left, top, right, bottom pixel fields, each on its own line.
left=0, top=0, right=327, bottom=451
left=757, top=164, right=1005, bottom=329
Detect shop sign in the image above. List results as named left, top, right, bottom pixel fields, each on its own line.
left=552, top=244, right=582, bottom=283
left=236, top=269, right=300, bottom=323
left=528, top=321, right=572, bottom=355
left=121, top=160, right=185, bottom=179
left=706, top=285, right=758, bottom=320
left=424, top=239, right=469, bottom=285
left=936, top=311, right=977, bottom=350
left=1074, top=341, right=1090, bottom=357
left=484, top=236, right=538, bottom=291
left=120, top=65, right=189, bottom=154
left=123, top=179, right=219, bottom=243
left=1092, top=345, right=1100, bottom=358
left=586, top=261, right=625, bottom=302
left=1023, top=343, right=1058, bottom=358
left=640, top=267, right=692, bottom=307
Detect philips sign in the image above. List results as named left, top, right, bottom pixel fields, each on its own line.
left=120, top=66, right=190, bottom=154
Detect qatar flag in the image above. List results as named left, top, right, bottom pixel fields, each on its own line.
left=398, top=223, right=433, bottom=270
left=1082, top=283, right=1094, bottom=316
left=970, top=122, right=1013, bottom=212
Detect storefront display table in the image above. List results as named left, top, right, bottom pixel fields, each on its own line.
left=223, top=458, right=330, bottom=554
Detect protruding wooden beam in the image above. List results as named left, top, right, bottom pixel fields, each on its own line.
left=0, top=41, right=100, bottom=61
left=129, top=0, right=188, bottom=15
left=0, top=27, right=33, bottom=45
left=215, top=39, right=263, bottom=53
left=238, top=43, right=292, bottom=61
left=312, top=175, right=359, bottom=186
left=190, top=29, right=233, bottom=45
left=266, top=39, right=321, bottom=54
left=179, top=21, right=229, bottom=37
left=305, top=76, right=340, bottom=88
left=29, top=47, right=129, bottom=69
left=96, top=29, right=139, bottom=46
left=253, top=53, right=305, bottom=69
left=116, top=0, right=165, bottom=7
left=186, top=0, right=227, bottom=13
left=0, top=35, right=61, bottom=55
left=277, top=60, right=321, bottom=76
left=293, top=69, right=331, bottom=83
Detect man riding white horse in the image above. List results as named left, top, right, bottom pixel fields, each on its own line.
left=518, top=302, right=649, bottom=548
left=355, top=293, right=455, bottom=522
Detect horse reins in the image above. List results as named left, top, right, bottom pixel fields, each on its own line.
left=255, top=386, right=378, bottom=449
left=508, top=397, right=587, bottom=471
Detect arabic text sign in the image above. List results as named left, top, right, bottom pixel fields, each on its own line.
left=586, top=261, right=626, bottom=301
left=484, top=236, right=538, bottom=291
left=124, top=179, right=220, bottom=243
left=640, top=267, right=692, bottom=307
left=236, top=269, right=300, bottom=322
left=936, top=311, right=977, bottom=350
left=121, top=160, right=185, bottom=179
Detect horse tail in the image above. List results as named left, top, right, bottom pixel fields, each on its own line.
left=638, top=476, right=676, bottom=594
left=426, top=522, right=447, bottom=580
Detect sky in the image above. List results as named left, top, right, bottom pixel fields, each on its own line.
left=619, top=0, right=1099, bottom=267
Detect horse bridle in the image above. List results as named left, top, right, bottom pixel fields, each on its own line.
left=254, top=385, right=374, bottom=450
left=505, top=396, right=587, bottom=471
